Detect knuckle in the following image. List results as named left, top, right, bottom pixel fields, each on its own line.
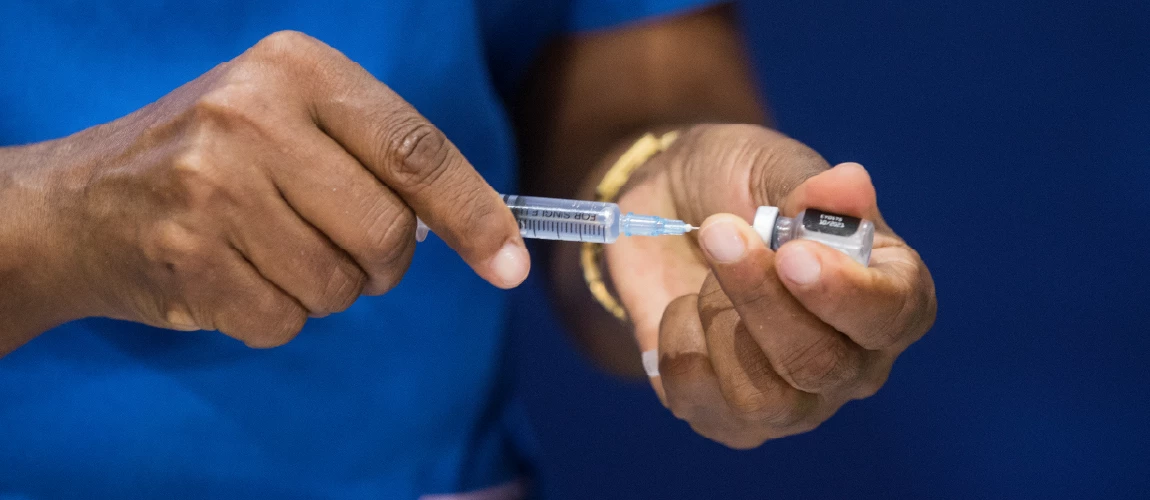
left=726, top=380, right=787, bottom=423
left=357, top=204, right=415, bottom=295
left=190, top=83, right=275, bottom=134
left=859, top=258, right=937, bottom=351
left=362, top=243, right=414, bottom=295
left=192, top=86, right=247, bottom=121
left=859, top=272, right=920, bottom=350
left=725, top=276, right=773, bottom=310
left=144, top=221, right=211, bottom=278
left=252, top=30, right=323, bottom=60
left=317, top=265, right=365, bottom=314
left=722, top=373, right=810, bottom=428
left=778, top=337, right=860, bottom=393
left=170, top=150, right=233, bottom=210
left=455, top=183, right=496, bottom=229
left=860, top=317, right=903, bottom=351
left=247, top=302, right=307, bottom=348
left=385, top=120, right=455, bottom=192
left=361, top=200, right=416, bottom=257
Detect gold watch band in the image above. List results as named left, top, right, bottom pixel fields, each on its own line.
left=580, top=131, right=679, bottom=322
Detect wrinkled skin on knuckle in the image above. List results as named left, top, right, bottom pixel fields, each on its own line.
left=359, top=207, right=416, bottom=295
left=724, top=377, right=791, bottom=425
left=868, top=306, right=910, bottom=352
left=454, top=183, right=498, bottom=230
left=317, top=264, right=366, bottom=315
left=853, top=261, right=927, bottom=351
left=778, top=336, right=860, bottom=393
left=729, top=365, right=812, bottom=428
left=385, top=119, right=454, bottom=193
left=356, top=194, right=409, bottom=251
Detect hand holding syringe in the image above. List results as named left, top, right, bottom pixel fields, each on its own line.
left=417, top=194, right=874, bottom=266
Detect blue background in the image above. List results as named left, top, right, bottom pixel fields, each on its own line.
left=510, top=1, right=1150, bottom=498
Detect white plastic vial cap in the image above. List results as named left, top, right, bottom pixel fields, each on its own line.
left=752, top=206, right=779, bottom=244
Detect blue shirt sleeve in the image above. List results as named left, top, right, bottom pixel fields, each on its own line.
left=564, top=0, right=727, bottom=33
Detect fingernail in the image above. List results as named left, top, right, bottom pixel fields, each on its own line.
left=700, top=220, right=746, bottom=263
left=641, top=349, right=660, bottom=377
left=778, top=244, right=821, bottom=285
left=490, top=242, right=529, bottom=288
left=165, top=309, right=200, bottom=331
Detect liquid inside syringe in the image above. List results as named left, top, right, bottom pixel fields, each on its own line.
left=415, top=194, right=695, bottom=244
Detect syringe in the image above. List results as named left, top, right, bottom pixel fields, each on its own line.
left=415, top=194, right=695, bottom=244
left=415, top=194, right=874, bottom=266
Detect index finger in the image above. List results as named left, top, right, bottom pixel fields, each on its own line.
left=777, top=162, right=936, bottom=350
left=776, top=240, right=936, bottom=351
left=296, top=35, right=529, bottom=288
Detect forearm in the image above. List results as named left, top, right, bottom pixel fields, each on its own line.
left=0, top=141, right=90, bottom=355
left=516, top=5, right=766, bottom=376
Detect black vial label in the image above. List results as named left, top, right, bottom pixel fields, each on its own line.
left=802, top=209, right=860, bottom=237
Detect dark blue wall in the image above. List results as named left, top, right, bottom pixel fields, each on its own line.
left=511, top=1, right=1150, bottom=498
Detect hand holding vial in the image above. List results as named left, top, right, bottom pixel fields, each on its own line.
left=600, top=125, right=936, bottom=449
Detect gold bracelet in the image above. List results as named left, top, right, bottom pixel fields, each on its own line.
left=581, top=131, right=679, bottom=321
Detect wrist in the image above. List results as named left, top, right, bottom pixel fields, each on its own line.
left=0, top=138, right=100, bottom=330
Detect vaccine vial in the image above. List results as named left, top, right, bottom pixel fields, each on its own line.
left=751, top=206, right=874, bottom=266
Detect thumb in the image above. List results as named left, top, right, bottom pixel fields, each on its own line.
left=781, top=163, right=881, bottom=222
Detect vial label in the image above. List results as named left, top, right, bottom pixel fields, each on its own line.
left=802, top=209, right=860, bottom=237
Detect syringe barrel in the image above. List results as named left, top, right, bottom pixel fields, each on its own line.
left=502, top=195, right=621, bottom=243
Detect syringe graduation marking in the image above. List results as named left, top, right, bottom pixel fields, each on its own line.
left=504, top=194, right=617, bottom=243
left=413, top=194, right=694, bottom=244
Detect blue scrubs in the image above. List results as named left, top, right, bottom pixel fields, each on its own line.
left=0, top=0, right=718, bottom=497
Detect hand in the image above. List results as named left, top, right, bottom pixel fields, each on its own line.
left=28, top=31, right=529, bottom=348
left=605, top=124, right=936, bottom=448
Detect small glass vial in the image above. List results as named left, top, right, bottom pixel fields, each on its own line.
left=752, top=206, right=874, bottom=266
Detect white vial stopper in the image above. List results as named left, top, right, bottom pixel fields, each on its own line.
left=752, top=206, right=779, bottom=244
